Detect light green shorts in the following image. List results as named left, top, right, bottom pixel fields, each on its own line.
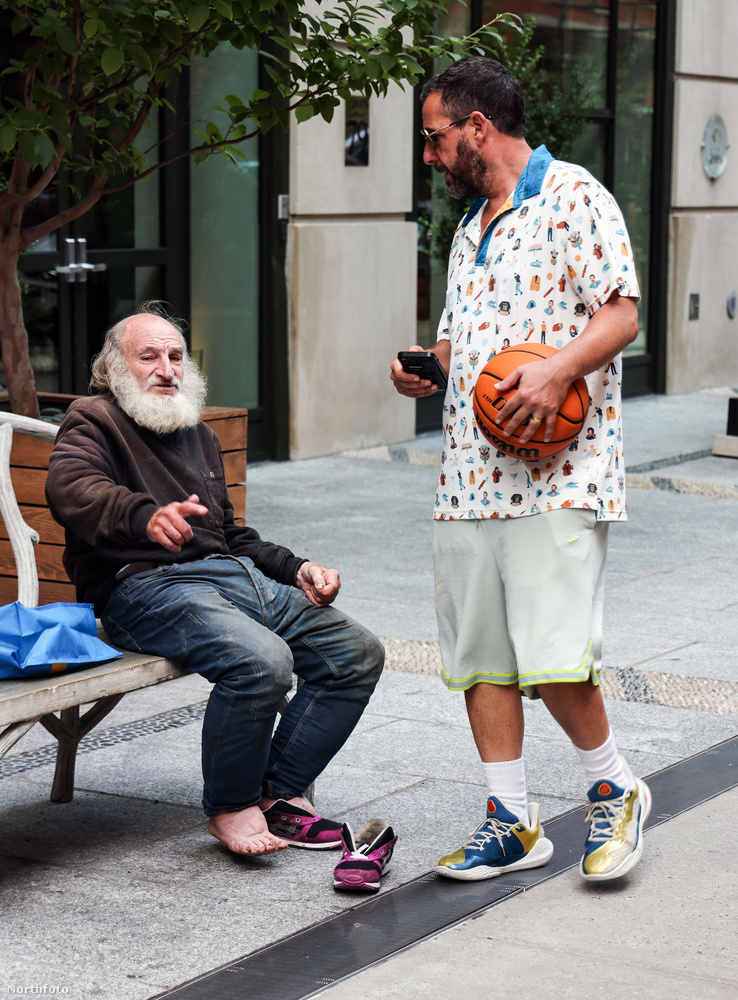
left=433, top=508, right=608, bottom=696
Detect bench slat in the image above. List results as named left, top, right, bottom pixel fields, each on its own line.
left=0, top=651, right=187, bottom=726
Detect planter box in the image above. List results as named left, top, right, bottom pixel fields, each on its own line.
left=0, top=400, right=248, bottom=606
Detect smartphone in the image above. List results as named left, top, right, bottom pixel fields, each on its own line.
left=397, top=351, right=448, bottom=392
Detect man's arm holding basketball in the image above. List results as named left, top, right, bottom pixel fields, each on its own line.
left=390, top=340, right=451, bottom=397
left=494, top=292, right=638, bottom=443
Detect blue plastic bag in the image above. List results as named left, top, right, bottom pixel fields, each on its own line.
left=0, top=601, right=123, bottom=680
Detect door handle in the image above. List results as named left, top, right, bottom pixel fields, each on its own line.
left=51, top=238, right=107, bottom=283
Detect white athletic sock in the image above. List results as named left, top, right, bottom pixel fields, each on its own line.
left=480, top=757, right=529, bottom=824
left=575, top=731, right=629, bottom=791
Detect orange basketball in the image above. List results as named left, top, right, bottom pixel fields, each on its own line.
left=473, top=343, right=589, bottom=460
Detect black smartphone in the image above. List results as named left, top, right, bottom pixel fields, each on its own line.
left=397, top=351, right=448, bottom=392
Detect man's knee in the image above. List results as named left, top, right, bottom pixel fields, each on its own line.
left=346, top=627, right=385, bottom=688
left=212, top=632, right=294, bottom=698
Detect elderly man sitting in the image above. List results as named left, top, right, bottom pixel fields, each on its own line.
left=45, top=302, right=384, bottom=856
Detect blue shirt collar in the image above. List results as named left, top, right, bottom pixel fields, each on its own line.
left=461, top=145, right=554, bottom=228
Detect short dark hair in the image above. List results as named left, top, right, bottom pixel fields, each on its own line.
left=421, top=57, right=526, bottom=139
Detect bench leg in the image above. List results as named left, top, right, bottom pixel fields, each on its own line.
left=0, top=718, right=42, bottom=760
left=40, top=694, right=125, bottom=803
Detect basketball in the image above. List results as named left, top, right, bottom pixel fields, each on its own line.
left=472, top=343, right=589, bottom=460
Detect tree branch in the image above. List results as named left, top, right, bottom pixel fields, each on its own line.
left=18, top=173, right=109, bottom=252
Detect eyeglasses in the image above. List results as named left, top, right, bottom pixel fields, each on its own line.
left=420, top=115, right=472, bottom=148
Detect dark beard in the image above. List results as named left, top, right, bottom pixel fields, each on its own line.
left=446, top=135, right=488, bottom=200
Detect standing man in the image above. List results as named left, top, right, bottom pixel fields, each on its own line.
left=47, top=302, right=384, bottom=856
left=391, top=58, right=650, bottom=882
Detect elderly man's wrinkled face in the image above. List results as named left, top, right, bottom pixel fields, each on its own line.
left=108, top=315, right=207, bottom=435
left=124, top=315, right=186, bottom=396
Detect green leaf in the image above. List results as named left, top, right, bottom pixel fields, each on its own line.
left=0, top=124, right=18, bottom=153
left=188, top=5, right=211, bottom=32
left=17, top=132, right=38, bottom=168
left=158, top=20, right=183, bottom=45
left=294, top=102, right=314, bottom=124
left=126, top=45, right=153, bottom=72
left=55, top=27, right=79, bottom=56
left=212, top=1, right=233, bottom=18
left=83, top=19, right=100, bottom=40
left=101, top=47, right=125, bottom=76
left=12, top=109, right=43, bottom=129
left=35, top=132, right=57, bottom=169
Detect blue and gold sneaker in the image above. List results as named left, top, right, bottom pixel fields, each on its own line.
left=436, top=797, right=554, bottom=881
left=580, top=757, right=651, bottom=881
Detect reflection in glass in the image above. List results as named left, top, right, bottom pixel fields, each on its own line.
left=567, top=120, right=607, bottom=183
left=614, top=1, right=656, bottom=356
left=189, top=46, right=260, bottom=410
left=17, top=275, right=59, bottom=392
left=83, top=121, right=161, bottom=251
left=22, top=189, right=60, bottom=254
left=416, top=2, right=472, bottom=346
left=483, top=1, right=610, bottom=108
left=345, top=95, right=370, bottom=166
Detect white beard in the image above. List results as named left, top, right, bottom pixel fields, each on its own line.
left=108, top=356, right=208, bottom=435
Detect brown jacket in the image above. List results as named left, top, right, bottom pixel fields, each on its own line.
left=46, top=395, right=303, bottom=614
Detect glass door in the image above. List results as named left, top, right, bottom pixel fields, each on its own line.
left=13, top=122, right=180, bottom=401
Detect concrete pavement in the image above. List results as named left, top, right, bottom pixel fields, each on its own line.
left=1, top=386, right=737, bottom=999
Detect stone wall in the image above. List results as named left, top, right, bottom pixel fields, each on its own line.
left=668, top=0, right=738, bottom=391
left=286, top=81, right=417, bottom=458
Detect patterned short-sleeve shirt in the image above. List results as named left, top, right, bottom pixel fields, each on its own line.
left=434, top=146, right=640, bottom=523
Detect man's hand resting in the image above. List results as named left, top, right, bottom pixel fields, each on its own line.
left=147, top=494, right=209, bottom=552
left=295, top=561, right=341, bottom=607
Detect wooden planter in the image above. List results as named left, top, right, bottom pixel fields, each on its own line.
left=0, top=400, right=248, bottom=606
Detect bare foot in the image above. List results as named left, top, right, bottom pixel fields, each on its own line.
left=260, top=795, right=316, bottom=815
left=208, top=805, right=289, bottom=855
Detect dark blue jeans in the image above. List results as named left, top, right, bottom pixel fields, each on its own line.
left=102, top=555, right=384, bottom=815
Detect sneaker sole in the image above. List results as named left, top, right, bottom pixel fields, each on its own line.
left=333, top=879, right=381, bottom=891
left=579, top=778, right=652, bottom=882
left=280, top=837, right=342, bottom=850
left=436, top=836, right=554, bottom=881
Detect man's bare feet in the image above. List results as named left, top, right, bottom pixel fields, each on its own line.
left=208, top=805, right=288, bottom=855
left=261, top=794, right=315, bottom=815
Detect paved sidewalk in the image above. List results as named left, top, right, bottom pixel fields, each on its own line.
left=1, top=387, right=737, bottom=999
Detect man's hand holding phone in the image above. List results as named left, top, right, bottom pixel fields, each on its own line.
left=391, top=346, right=448, bottom=397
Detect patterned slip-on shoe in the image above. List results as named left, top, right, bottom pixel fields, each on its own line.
left=333, top=822, right=397, bottom=891
left=580, top=756, right=651, bottom=881
left=262, top=800, right=342, bottom=849
left=436, top=797, right=553, bottom=881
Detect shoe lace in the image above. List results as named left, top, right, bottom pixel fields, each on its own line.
left=464, top=816, right=518, bottom=851
left=584, top=796, right=626, bottom=844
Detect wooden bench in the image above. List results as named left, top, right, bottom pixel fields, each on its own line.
left=0, top=411, right=187, bottom=802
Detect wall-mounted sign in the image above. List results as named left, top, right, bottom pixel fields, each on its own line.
left=702, top=115, right=729, bottom=180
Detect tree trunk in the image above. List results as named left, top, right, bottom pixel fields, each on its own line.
left=0, top=236, right=40, bottom=419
